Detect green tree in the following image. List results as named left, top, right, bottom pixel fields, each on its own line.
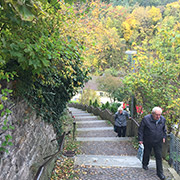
left=72, top=1, right=128, bottom=73
left=0, top=0, right=90, bottom=141
left=123, top=49, right=180, bottom=133
left=97, top=74, right=123, bottom=102
left=110, top=0, right=177, bottom=7
left=79, top=89, right=101, bottom=105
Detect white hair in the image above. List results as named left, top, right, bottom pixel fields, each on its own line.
left=118, top=107, right=123, bottom=111
left=152, top=107, right=162, bottom=114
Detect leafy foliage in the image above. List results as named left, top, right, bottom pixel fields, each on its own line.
left=79, top=89, right=101, bottom=105
left=97, top=73, right=124, bottom=102
left=69, top=1, right=128, bottom=73
left=101, top=101, right=110, bottom=110
left=68, top=0, right=179, bottom=134
left=123, top=46, right=180, bottom=132
left=92, top=1, right=180, bottom=134
left=92, top=99, right=100, bottom=108
left=0, top=0, right=90, bottom=143
left=0, top=72, right=15, bottom=153
left=110, top=0, right=178, bottom=7
left=1, top=0, right=180, bottom=152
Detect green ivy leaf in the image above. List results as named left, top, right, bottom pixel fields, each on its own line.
left=1, top=96, right=8, bottom=101
left=1, top=111, right=5, bottom=117
left=2, top=126, right=8, bottom=131
left=8, top=142, right=13, bottom=146
left=6, top=109, right=12, bottom=114
left=0, top=147, right=8, bottom=153
left=2, top=141, right=7, bottom=146
left=5, top=135, right=12, bottom=140
left=0, top=104, right=4, bottom=110
left=41, top=59, right=49, bottom=67
left=9, top=125, right=15, bottom=130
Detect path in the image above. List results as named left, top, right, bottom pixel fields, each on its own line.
left=69, top=107, right=174, bottom=180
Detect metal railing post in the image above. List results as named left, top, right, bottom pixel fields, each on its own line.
left=73, top=120, right=76, bottom=141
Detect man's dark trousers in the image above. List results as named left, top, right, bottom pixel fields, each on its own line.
left=117, top=126, right=126, bottom=137
left=143, top=142, right=163, bottom=175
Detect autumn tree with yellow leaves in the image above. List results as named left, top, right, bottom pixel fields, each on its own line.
left=121, top=1, right=180, bottom=134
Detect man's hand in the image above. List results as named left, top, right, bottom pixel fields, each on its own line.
left=163, top=138, right=165, bottom=143
left=139, top=141, right=143, bottom=144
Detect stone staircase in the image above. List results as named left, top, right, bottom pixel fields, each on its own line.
left=67, top=107, right=176, bottom=179
left=69, top=107, right=156, bottom=168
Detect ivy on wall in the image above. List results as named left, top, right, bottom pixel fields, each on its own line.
left=0, top=71, right=15, bottom=153
left=0, top=0, right=90, bottom=145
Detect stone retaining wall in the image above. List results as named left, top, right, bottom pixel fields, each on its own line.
left=0, top=100, right=58, bottom=180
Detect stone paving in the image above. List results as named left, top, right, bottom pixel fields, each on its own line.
left=77, top=121, right=111, bottom=128
left=79, top=141, right=137, bottom=156
left=78, top=130, right=117, bottom=137
left=69, top=107, right=175, bottom=180
left=74, top=166, right=162, bottom=180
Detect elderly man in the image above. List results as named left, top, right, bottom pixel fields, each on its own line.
left=114, top=107, right=131, bottom=137
left=138, top=107, right=167, bottom=180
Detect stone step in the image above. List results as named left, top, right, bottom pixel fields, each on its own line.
left=76, top=120, right=107, bottom=124
left=71, top=113, right=92, bottom=116
left=69, top=109, right=84, bottom=112
left=68, top=107, right=82, bottom=110
left=68, top=109, right=85, bottom=113
left=75, top=118, right=100, bottom=121
left=76, top=137, right=132, bottom=142
left=75, top=116, right=98, bottom=119
left=77, top=127, right=113, bottom=131
left=78, top=141, right=137, bottom=156
left=77, top=130, right=117, bottom=137
left=74, top=154, right=156, bottom=168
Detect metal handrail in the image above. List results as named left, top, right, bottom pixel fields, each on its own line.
left=131, top=117, right=140, bottom=127
left=69, top=110, right=76, bottom=141
left=73, top=120, right=76, bottom=141
left=34, top=131, right=67, bottom=180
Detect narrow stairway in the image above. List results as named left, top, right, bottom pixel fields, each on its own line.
left=69, top=107, right=172, bottom=180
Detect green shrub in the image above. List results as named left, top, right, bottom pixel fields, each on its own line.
left=89, top=99, right=92, bottom=106
left=109, top=102, right=121, bottom=113
left=101, top=101, right=110, bottom=110
left=79, top=89, right=101, bottom=105
left=92, top=99, right=100, bottom=108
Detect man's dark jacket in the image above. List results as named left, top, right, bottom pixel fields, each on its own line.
left=138, top=114, right=167, bottom=144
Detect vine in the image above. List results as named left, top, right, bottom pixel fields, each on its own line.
left=0, top=71, right=15, bottom=153
left=0, top=1, right=90, bottom=145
